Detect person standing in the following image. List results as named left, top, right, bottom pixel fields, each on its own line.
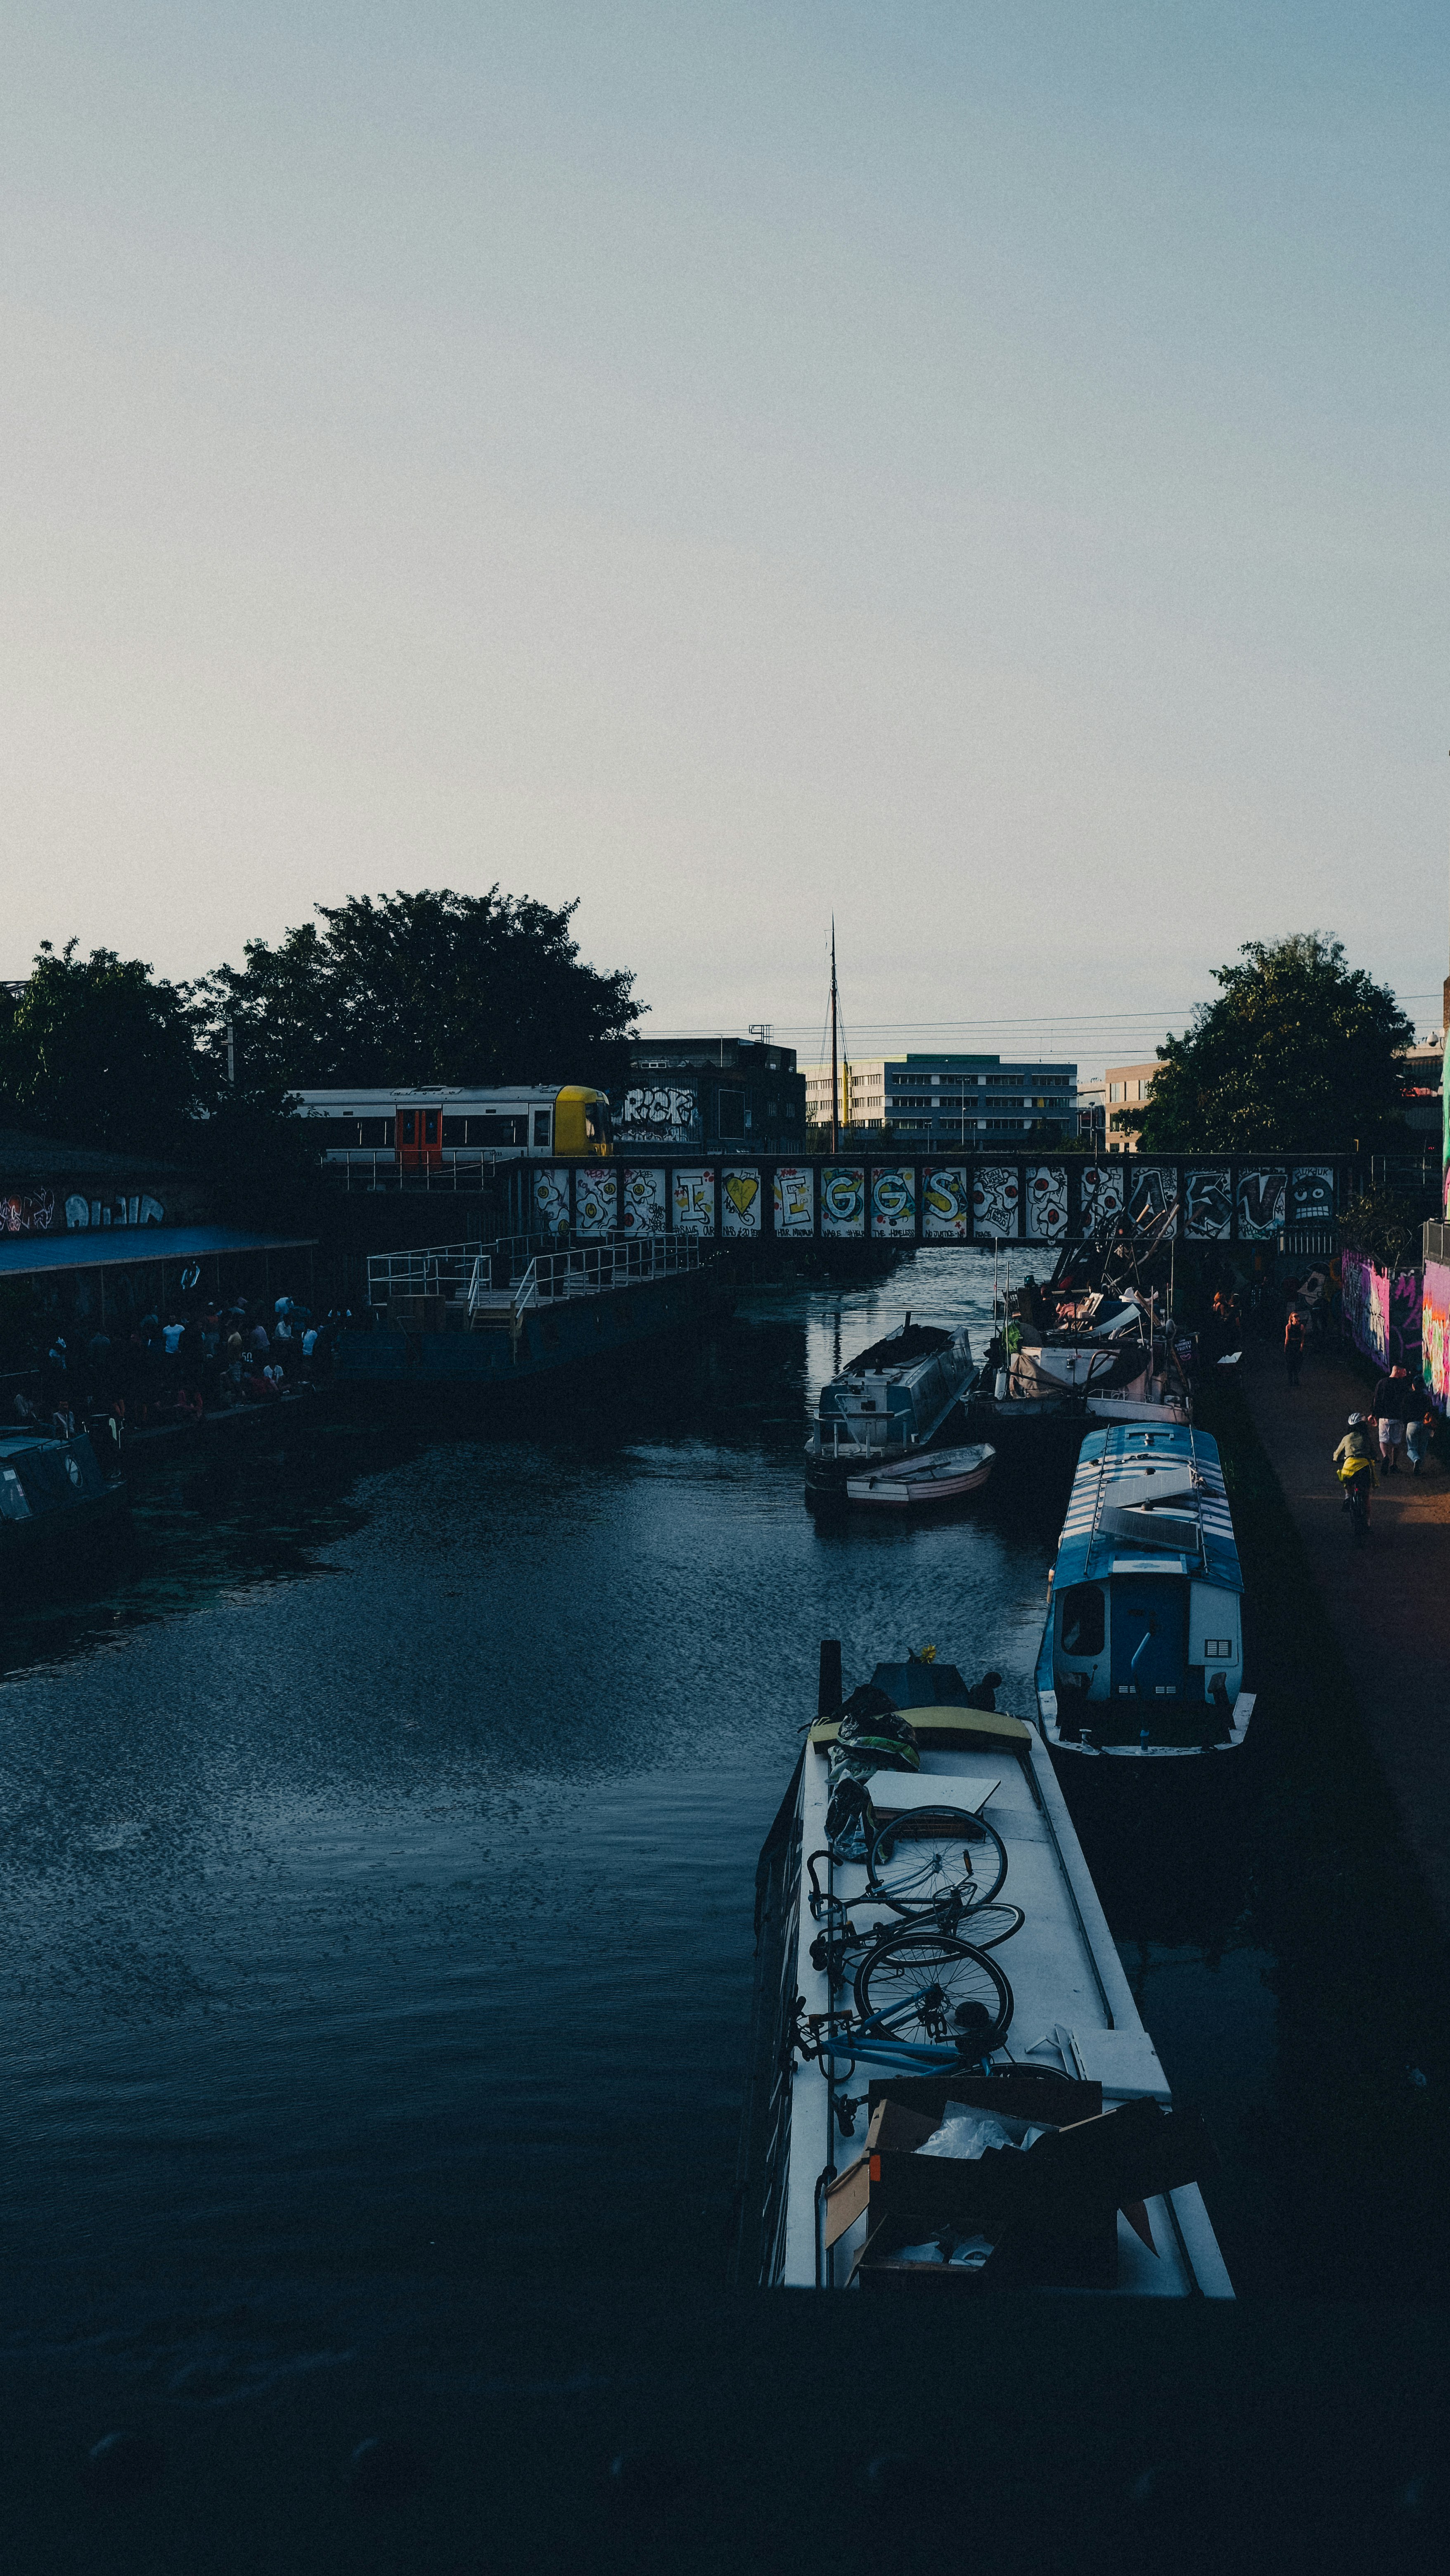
left=1405, top=1405, right=1435, bottom=1476
left=1284, top=1313, right=1305, bottom=1388
left=1372, top=1361, right=1412, bottom=1473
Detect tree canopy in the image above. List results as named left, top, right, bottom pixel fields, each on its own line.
left=0, top=940, right=209, bottom=1154
left=194, top=888, right=644, bottom=1090
left=1124, top=934, right=1413, bottom=1155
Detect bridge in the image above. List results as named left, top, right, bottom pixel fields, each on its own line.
left=501, top=1152, right=1359, bottom=1253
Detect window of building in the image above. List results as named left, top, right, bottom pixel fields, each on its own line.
left=717, top=1088, right=746, bottom=1140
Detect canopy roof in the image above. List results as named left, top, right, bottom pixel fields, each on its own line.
left=1054, top=1423, right=1243, bottom=1595
left=0, top=1225, right=316, bottom=1280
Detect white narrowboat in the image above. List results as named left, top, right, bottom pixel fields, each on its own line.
left=806, top=1317, right=976, bottom=1502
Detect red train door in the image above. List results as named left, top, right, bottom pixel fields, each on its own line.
left=396, top=1106, right=443, bottom=1172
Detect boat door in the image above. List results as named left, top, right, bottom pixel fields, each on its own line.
left=396, top=1105, right=443, bottom=1172
left=1109, top=1575, right=1188, bottom=1700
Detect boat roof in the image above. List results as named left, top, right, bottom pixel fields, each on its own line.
left=836, top=1322, right=958, bottom=1377
left=1054, top=1423, right=1242, bottom=1594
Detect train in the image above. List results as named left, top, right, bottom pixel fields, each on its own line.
left=293, top=1086, right=613, bottom=1172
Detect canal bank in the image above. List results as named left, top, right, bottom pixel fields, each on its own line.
left=1229, top=1340, right=1450, bottom=1949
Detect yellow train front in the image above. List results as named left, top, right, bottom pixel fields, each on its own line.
left=294, top=1085, right=613, bottom=1173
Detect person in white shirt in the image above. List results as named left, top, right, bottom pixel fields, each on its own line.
left=162, top=1320, right=184, bottom=1357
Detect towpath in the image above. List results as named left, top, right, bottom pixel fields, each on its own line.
left=1238, top=1338, right=1450, bottom=1939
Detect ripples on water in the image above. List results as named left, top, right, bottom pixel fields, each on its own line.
left=0, top=1253, right=1444, bottom=2363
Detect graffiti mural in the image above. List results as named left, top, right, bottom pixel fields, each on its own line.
left=1125, top=1164, right=1176, bottom=1236
left=619, top=1167, right=667, bottom=1235
left=1236, top=1168, right=1287, bottom=1240
left=1183, top=1167, right=1232, bottom=1241
left=1423, top=1260, right=1450, bottom=1414
left=923, top=1168, right=972, bottom=1239
left=61, top=1192, right=165, bottom=1230
left=1289, top=1166, right=1336, bottom=1227
left=1341, top=1249, right=1422, bottom=1375
left=821, top=1166, right=865, bottom=1237
left=721, top=1168, right=761, bottom=1236
left=0, top=1187, right=56, bottom=1235
left=1078, top=1164, right=1124, bottom=1236
left=1025, top=1165, right=1068, bottom=1243
left=573, top=1168, right=617, bottom=1238
left=869, top=1167, right=916, bottom=1239
left=971, top=1166, right=1019, bottom=1238
left=533, top=1167, right=571, bottom=1235
left=617, top=1082, right=700, bottom=1145
left=774, top=1165, right=815, bottom=1236
left=671, top=1169, right=715, bottom=1235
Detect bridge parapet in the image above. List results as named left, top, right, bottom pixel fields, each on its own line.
left=507, top=1153, right=1361, bottom=1250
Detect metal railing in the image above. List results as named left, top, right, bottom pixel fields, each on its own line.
left=366, top=1243, right=487, bottom=1306
left=324, top=1153, right=503, bottom=1194
left=373, top=1228, right=709, bottom=1320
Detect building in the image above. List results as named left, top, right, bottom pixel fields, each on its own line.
left=1104, top=1060, right=1161, bottom=1149
left=1402, top=1032, right=1443, bottom=1136
left=800, top=1054, right=1077, bottom=1147
left=1077, top=1074, right=1107, bottom=1147
left=618, top=1035, right=806, bottom=1153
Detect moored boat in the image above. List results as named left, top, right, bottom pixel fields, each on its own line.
left=1035, top=1423, right=1255, bottom=1758
left=734, top=1645, right=1232, bottom=2295
left=844, top=1441, right=995, bottom=1507
left=0, top=1429, right=127, bottom=1570
left=805, top=1316, right=976, bottom=1503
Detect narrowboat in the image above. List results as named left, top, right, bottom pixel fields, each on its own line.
left=1035, top=1424, right=1255, bottom=1758
left=733, top=1645, right=1232, bottom=2295
left=0, top=1429, right=127, bottom=1569
left=805, top=1316, right=977, bottom=1503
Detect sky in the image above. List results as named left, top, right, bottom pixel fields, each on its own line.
left=2, top=2, right=1446, bottom=1072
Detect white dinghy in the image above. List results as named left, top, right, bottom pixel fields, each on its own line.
left=845, top=1442, right=996, bottom=1508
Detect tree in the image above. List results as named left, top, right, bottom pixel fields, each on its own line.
left=0, top=941, right=211, bottom=1154
left=1123, top=934, right=1413, bottom=1155
left=194, top=888, right=644, bottom=1091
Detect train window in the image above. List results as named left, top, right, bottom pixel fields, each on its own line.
left=532, top=1110, right=551, bottom=1147
left=474, top=1115, right=526, bottom=1146
left=424, top=1112, right=438, bottom=1143
left=441, top=1118, right=467, bottom=1144
left=1059, top=1583, right=1105, bottom=1657
left=360, top=1118, right=391, bottom=1147
left=400, top=1111, right=416, bottom=1144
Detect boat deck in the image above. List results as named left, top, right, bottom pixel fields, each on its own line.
left=777, top=1718, right=1232, bottom=2296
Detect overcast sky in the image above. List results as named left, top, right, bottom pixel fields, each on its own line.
left=3, top=3, right=1445, bottom=1068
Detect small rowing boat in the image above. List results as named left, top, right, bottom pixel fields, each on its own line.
left=845, top=1442, right=995, bottom=1508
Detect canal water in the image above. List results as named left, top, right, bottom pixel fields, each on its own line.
left=2, top=1253, right=1446, bottom=2371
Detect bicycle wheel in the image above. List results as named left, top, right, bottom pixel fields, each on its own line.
left=867, top=1806, right=1008, bottom=1915
left=947, top=1899, right=1024, bottom=1951
left=853, top=1927, right=1013, bottom=2055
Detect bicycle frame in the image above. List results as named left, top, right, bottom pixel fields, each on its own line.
left=804, top=1980, right=992, bottom=2079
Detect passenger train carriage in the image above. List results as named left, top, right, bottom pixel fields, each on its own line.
left=292, top=1086, right=612, bottom=1172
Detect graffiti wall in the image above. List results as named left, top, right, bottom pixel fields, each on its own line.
left=773, top=1165, right=815, bottom=1236
left=1183, top=1167, right=1232, bottom=1241
left=1236, top=1168, right=1286, bottom=1240
left=869, top=1167, right=916, bottom=1239
left=971, top=1167, right=1018, bottom=1239
left=573, top=1169, right=617, bottom=1238
left=671, top=1169, right=715, bottom=1235
left=617, top=1082, right=700, bottom=1146
left=1289, top=1165, right=1336, bottom=1227
left=820, top=1166, right=865, bottom=1238
left=1078, top=1165, right=1124, bottom=1235
left=1341, top=1248, right=1422, bottom=1375
left=924, top=1168, right=973, bottom=1239
left=619, top=1167, right=667, bottom=1235
left=1125, top=1164, right=1176, bottom=1236
left=1025, top=1165, right=1068, bottom=1243
left=533, top=1168, right=571, bottom=1235
left=1423, top=1260, right=1450, bottom=1414
left=721, top=1168, right=761, bottom=1236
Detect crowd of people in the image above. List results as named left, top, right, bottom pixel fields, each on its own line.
left=11, top=1293, right=354, bottom=1461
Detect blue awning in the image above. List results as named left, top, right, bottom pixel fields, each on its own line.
left=0, top=1225, right=317, bottom=1279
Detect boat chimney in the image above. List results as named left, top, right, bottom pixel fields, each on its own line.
left=903, top=1311, right=911, bottom=1331
left=817, top=1639, right=842, bottom=1717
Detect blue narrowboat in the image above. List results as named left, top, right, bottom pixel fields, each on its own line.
left=1035, top=1423, right=1254, bottom=1759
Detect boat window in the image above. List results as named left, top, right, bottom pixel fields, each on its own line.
left=1059, top=1582, right=1105, bottom=1657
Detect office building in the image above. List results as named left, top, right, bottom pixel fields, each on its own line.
left=801, top=1054, right=1076, bottom=1146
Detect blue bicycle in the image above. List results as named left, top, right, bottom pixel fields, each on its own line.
left=795, top=1924, right=1014, bottom=2078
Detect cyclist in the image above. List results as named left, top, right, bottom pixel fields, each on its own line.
left=1333, top=1412, right=1378, bottom=1524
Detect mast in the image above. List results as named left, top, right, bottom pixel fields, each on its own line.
left=829, top=919, right=839, bottom=1156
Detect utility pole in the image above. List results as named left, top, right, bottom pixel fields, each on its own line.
left=829, top=921, right=839, bottom=1157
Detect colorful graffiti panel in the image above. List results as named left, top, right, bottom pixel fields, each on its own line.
left=573, top=1168, right=617, bottom=1238
left=1183, top=1167, right=1232, bottom=1240
left=1123, top=1164, right=1177, bottom=1237
left=1236, top=1167, right=1287, bottom=1241
left=1424, top=1260, right=1450, bottom=1414
left=1289, top=1165, right=1336, bottom=1227
left=670, top=1168, right=715, bottom=1236
left=1342, top=1248, right=1422, bottom=1375
left=820, top=1166, right=865, bottom=1238
left=1025, top=1165, right=1068, bottom=1243
left=774, top=1165, right=815, bottom=1236
left=619, top=1166, right=667, bottom=1235
left=971, top=1166, right=1019, bottom=1238
left=721, top=1167, right=761, bottom=1236
left=924, top=1167, right=974, bottom=1238
left=869, top=1167, right=917, bottom=1239
left=1078, top=1164, right=1124, bottom=1236
left=532, top=1167, right=571, bottom=1235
